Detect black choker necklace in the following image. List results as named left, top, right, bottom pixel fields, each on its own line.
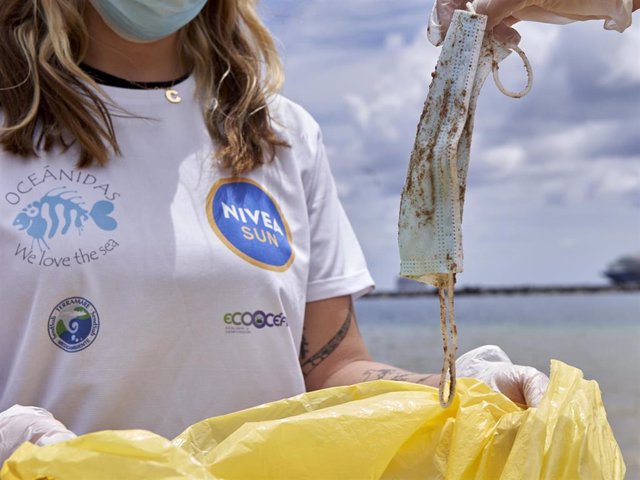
left=80, top=63, right=190, bottom=104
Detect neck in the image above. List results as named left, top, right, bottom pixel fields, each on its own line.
left=83, top=3, right=188, bottom=83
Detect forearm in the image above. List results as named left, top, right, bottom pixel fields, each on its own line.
left=317, top=360, right=440, bottom=390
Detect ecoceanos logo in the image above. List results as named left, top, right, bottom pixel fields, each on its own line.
left=206, top=178, right=294, bottom=271
left=223, top=310, right=288, bottom=334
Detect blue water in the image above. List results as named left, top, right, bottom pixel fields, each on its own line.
left=355, top=292, right=640, bottom=477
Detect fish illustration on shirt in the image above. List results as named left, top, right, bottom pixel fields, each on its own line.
left=12, top=187, right=117, bottom=251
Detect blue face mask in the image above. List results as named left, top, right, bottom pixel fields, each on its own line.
left=89, top=0, right=208, bottom=43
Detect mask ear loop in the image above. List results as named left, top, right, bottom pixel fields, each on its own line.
left=466, top=2, right=533, bottom=99
left=492, top=41, right=533, bottom=99
left=438, top=273, right=458, bottom=408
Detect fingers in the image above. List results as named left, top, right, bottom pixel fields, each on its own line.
left=457, top=344, right=510, bottom=365
left=492, top=22, right=522, bottom=46
left=36, top=430, right=77, bottom=446
left=437, top=0, right=469, bottom=34
left=492, top=365, right=549, bottom=406
left=521, top=368, right=550, bottom=407
left=0, top=405, right=76, bottom=464
left=493, top=370, right=527, bottom=405
left=2, top=406, right=68, bottom=445
left=502, top=15, right=521, bottom=27
left=455, top=346, right=550, bottom=408
left=429, top=0, right=525, bottom=47
left=475, top=0, right=530, bottom=30
left=429, top=0, right=469, bottom=46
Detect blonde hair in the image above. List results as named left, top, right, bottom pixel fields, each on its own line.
left=0, top=0, right=288, bottom=173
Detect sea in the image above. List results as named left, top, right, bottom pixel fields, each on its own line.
left=355, top=292, right=640, bottom=478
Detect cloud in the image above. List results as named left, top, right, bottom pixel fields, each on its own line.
left=264, top=1, right=640, bottom=288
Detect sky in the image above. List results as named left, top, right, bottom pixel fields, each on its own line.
left=261, top=1, right=640, bottom=290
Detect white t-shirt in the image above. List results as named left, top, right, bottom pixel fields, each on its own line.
left=0, top=77, right=374, bottom=438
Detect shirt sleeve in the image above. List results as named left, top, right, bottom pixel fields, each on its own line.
left=305, top=129, right=375, bottom=303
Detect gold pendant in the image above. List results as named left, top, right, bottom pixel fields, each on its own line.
left=165, top=89, right=181, bottom=104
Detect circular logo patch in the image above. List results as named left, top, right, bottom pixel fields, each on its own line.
left=48, top=297, right=100, bottom=352
left=206, top=178, right=294, bottom=271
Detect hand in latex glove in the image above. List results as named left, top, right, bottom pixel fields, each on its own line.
left=456, top=345, right=549, bottom=407
left=0, top=405, right=76, bottom=465
left=428, top=0, right=634, bottom=46
left=428, top=0, right=521, bottom=46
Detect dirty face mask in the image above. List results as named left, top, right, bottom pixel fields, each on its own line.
left=89, top=0, right=208, bottom=43
left=398, top=5, right=532, bottom=407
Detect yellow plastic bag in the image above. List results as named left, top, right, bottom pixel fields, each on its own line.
left=0, top=430, right=214, bottom=479
left=1, top=361, right=625, bottom=479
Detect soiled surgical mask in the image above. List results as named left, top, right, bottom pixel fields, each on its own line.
left=89, top=0, right=208, bottom=43
left=398, top=6, right=532, bottom=407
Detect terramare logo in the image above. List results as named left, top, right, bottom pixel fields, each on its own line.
left=48, top=297, right=100, bottom=352
left=206, top=178, right=294, bottom=271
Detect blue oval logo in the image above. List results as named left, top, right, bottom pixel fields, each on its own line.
left=207, top=178, right=294, bottom=271
left=48, top=297, right=100, bottom=353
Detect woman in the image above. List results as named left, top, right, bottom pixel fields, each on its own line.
left=0, top=0, right=549, bottom=461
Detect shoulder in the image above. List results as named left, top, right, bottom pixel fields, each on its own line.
left=268, top=95, right=322, bottom=151
left=266, top=95, right=334, bottom=195
left=266, top=95, right=329, bottom=191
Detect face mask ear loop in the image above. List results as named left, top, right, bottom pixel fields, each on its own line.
left=447, top=272, right=457, bottom=401
left=438, top=284, right=452, bottom=407
left=491, top=36, right=534, bottom=99
left=438, top=273, right=458, bottom=408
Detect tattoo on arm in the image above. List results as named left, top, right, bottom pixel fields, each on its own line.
left=299, top=335, right=309, bottom=361
left=300, top=301, right=353, bottom=377
left=362, top=368, right=433, bottom=384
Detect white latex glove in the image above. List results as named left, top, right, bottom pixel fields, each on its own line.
left=0, top=405, right=76, bottom=466
left=455, top=345, right=549, bottom=407
left=428, top=0, right=634, bottom=46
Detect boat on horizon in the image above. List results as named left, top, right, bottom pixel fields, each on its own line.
left=603, top=254, right=640, bottom=286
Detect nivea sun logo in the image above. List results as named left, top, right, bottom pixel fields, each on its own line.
left=207, top=178, right=294, bottom=271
